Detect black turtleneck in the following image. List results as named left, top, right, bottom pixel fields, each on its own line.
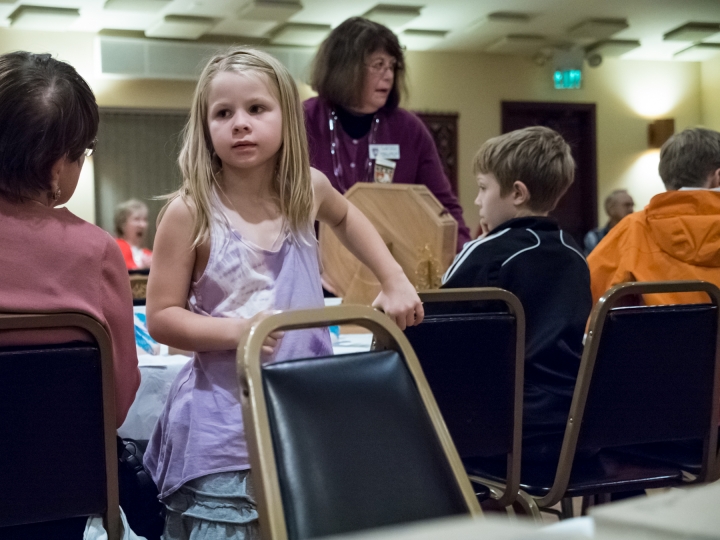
left=336, top=106, right=374, bottom=139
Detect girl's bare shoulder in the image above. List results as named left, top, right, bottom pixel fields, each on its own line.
left=160, top=195, right=196, bottom=227
left=310, top=167, right=333, bottom=198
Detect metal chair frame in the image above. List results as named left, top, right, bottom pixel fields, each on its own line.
left=237, top=305, right=483, bottom=540
left=415, top=288, right=525, bottom=508
left=0, top=311, right=120, bottom=540
left=523, top=280, right=720, bottom=516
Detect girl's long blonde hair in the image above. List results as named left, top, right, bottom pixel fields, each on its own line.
left=165, top=47, right=313, bottom=247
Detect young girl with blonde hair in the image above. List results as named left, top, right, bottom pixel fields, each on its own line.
left=144, top=47, right=423, bottom=539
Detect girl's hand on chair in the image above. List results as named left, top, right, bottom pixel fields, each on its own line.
left=242, top=311, right=284, bottom=359
left=262, top=329, right=284, bottom=356
left=372, top=271, right=424, bottom=330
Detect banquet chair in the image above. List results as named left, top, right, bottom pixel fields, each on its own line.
left=238, top=305, right=482, bottom=540
left=492, top=281, right=720, bottom=519
left=403, top=288, right=525, bottom=508
left=0, top=312, right=121, bottom=540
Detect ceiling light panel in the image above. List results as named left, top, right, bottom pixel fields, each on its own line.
left=363, top=4, right=423, bottom=29
left=104, top=0, right=172, bottom=12
left=486, top=34, right=547, bottom=54
left=210, top=18, right=278, bottom=37
left=270, top=22, right=330, bottom=46
left=238, top=0, right=302, bottom=22
left=664, top=22, right=720, bottom=41
left=586, top=39, right=641, bottom=57
left=400, top=28, right=447, bottom=50
left=568, top=18, right=629, bottom=41
left=145, top=15, right=216, bottom=40
left=487, top=11, right=534, bottom=24
left=674, top=42, right=720, bottom=61
left=10, top=6, right=80, bottom=30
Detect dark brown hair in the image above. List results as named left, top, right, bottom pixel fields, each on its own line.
left=310, top=17, right=406, bottom=110
left=659, top=127, right=720, bottom=190
left=474, top=126, right=575, bottom=213
left=0, top=51, right=98, bottom=202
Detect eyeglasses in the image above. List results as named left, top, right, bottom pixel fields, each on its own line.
left=84, top=138, right=97, bottom=158
left=366, top=58, right=398, bottom=75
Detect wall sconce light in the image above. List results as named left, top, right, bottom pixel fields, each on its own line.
left=648, top=119, right=675, bottom=148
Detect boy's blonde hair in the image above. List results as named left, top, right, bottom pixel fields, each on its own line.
left=167, top=47, right=312, bottom=247
left=474, top=126, right=575, bottom=212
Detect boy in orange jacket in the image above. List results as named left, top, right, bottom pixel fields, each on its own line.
left=588, top=128, right=720, bottom=305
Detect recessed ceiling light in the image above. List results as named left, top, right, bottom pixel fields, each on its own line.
left=586, top=39, right=641, bottom=57
left=145, top=14, right=216, bottom=40
left=486, top=34, right=547, bottom=55
left=10, top=6, right=80, bottom=30
left=673, top=42, right=720, bottom=60
left=270, top=22, right=330, bottom=46
left=104, top=0, right=172, bottom=12
left=664, top=22, right=720, bottom=41
left=568, top=18, right=628, bottom=40
left=400, top=28, right=447, bottom=50
left=363, top=4, right=423, bottom=29
left=239, top=0, right=302, bottom=22
left=486, top=11, right=533, bottom=24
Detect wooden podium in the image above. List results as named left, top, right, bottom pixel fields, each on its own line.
left=319, top=184, right=458, bottom=305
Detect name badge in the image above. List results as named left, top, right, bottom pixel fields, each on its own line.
left=369, top=144, right=400, bottom=160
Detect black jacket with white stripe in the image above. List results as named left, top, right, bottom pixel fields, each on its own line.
left=442, top=216, right=592, bottom=451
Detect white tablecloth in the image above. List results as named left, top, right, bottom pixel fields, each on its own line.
left=118, top=334, right=374, bottom=440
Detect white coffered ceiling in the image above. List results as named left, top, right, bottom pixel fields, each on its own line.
left=2, top=0, right=720, bottom=61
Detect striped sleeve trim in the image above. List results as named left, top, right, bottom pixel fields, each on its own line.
left=501, top=229, right=541, bottom=266
left=442, top=228, right=510, bottom=284
left=560, top=230, right=589, bottom=267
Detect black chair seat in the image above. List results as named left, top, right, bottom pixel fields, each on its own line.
left=239, top=306, right=482, bottom=539
left=614, top=440, right=705, bottom=475
left=464, top=450, right=683, bottom=498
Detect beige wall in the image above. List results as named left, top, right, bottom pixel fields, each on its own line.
left=0, top=29, right=196, bottom=222
left=701, top=56, right=720, bottom=131
left=0, top=28, right=706, bottom=230
left=404, top=52, right=702, bottom=230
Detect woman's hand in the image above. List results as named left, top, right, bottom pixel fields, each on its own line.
left=372, top=269, right=424, bottom=330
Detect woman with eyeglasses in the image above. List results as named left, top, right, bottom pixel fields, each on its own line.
left=304, top=17, right=470, bottom=251
left=0, top=52, right=140, bottom=433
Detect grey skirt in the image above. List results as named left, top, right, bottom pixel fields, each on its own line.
left=162, top=471, right=260, bottom=540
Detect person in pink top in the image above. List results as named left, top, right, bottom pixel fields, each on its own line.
left=0, top=51, right=140, bottom=428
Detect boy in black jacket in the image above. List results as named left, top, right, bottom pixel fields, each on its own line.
left=442, top=126, right=592, bottom=461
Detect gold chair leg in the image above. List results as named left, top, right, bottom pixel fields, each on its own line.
left=515, top=490, right=543, bottom=523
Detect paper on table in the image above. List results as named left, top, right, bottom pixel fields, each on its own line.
left=591, top=482, right=720, bottom=539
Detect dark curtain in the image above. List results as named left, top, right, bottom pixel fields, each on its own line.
left=94, top=109, right=188, bottom=247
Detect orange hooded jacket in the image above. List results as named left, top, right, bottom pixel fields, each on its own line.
left=588, top=190, right=720, bottom=306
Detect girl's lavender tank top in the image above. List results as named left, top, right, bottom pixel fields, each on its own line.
left=144, top=216, right=332, bottom=500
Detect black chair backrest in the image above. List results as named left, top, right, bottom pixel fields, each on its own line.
left=0, top=342, right=107, bottom=526
left=404, top=311, right=516, bottom=458
left=262, top=350, right=469, bottom=540
left=578, top=303, right=718, bottom=449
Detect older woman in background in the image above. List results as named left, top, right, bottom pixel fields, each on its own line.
left=115, top=199, right=152, bottom=270
left=304, top=17, right=470, bottom=251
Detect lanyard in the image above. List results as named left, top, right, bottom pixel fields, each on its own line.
left=328, top=107, right=381, bottom=193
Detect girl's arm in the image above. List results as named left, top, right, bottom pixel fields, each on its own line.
left=146, top=197, right=280, bottom=353
left=313, top=169, right=424, bottom=329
